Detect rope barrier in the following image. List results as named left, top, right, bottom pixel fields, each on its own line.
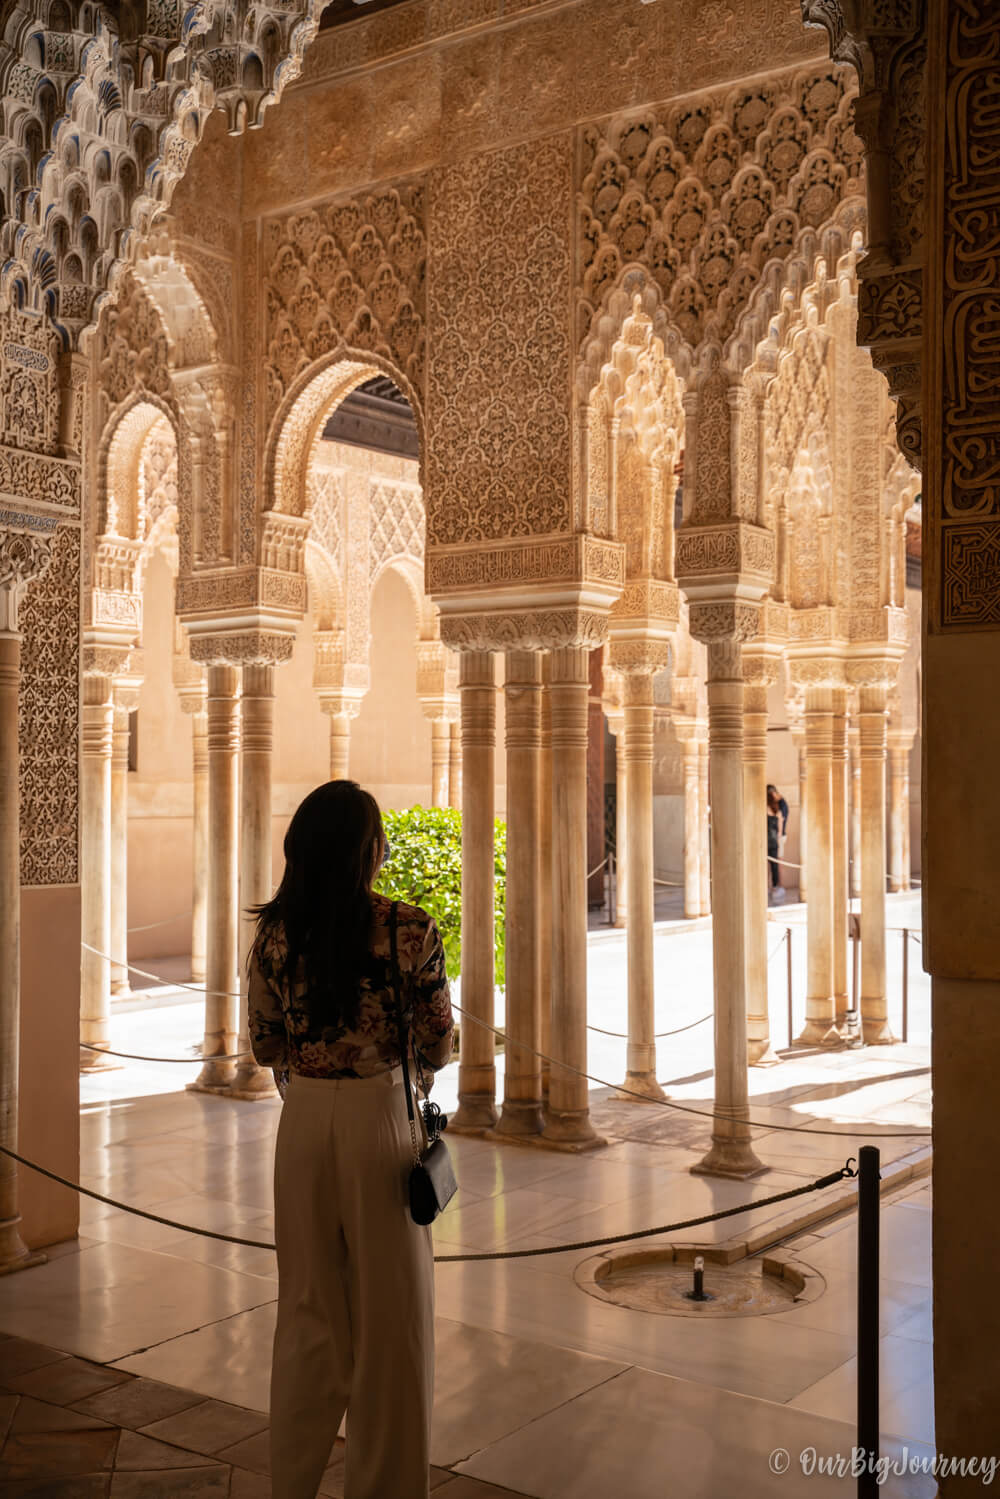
left=79, top=1039, right=251, bottom=1064
left=0, top=1141, right=858, bottom=1264
left=127, top=912, right=191, bottom=934
left=587, top=858, right=608, bottom=881
left=448, top=997, right=930, bottom=1138
left=587, top=1011, right=713, bottom=1040
left=81, top=943, right=242, bottom=1001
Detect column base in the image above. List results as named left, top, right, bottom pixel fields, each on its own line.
left=491, top=1100, right=544, bottom=1137
left=449, top=1094, right=499, bottom=1133
left=617, top=1070, right=668, bottom=1102
left=79, top=1045, right=123, bottom=1073
left=747, top=1039, right=781, bottom=1067
left=794, top=1016, right=843, bottom=1048
left=691, top=1138, right=767, bottom=1179
left=0, top=1229, right=46, bottom=1277
left=861, top=1016, right=897, bottom=1045
left=190, top=964, right=206, bottom=984
left=540, top=1108, right=607, bottom=1152
left=110, top=981, right=131, bottom=999
left=188, top=1057, right=237, bottom=1093
left=227, top=1063, right=277, bottom=1101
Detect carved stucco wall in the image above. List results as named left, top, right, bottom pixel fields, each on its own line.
left=427, top=134, right=572, bottom=548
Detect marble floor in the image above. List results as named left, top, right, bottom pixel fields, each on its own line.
left=3, top=903, right=935, bottom=1497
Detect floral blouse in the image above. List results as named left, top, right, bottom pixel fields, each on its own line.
left=248, top=893, right=454, bottom=1080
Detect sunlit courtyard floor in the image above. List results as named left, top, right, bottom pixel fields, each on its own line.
left=2, top=896, right=934, bottom=1497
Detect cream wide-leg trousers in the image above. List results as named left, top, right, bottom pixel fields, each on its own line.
left=269, top=1068, right=434, bottom=1499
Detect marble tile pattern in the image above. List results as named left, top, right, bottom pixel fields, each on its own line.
left=0, top=1335, right=524, bottom=1497
left=0, top=980, right=933, bottom=1499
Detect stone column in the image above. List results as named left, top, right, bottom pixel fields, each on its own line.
left=679, top=735, right=702, bottom=920
left=80, top=670, right=117, bottom=1071
left=617, top=667, right=666, bottom=1099
left=690, top=631, right=762, bottom=1177
left=429, top=717, right=452, bottom=807
left=698, top=737, right=711, bottom=915
left=538, top=663, right=552, bottom=1095
left=230, top=663, right=277, bottom=1099
left=326, top=703, right=359, bottom=781
left=542, top=645, right=603, bottom=1149
left=190, top=662, right=241, bottom=1092
left=743, top=660, right=778, bottom=1065
left=831, top=693, right=851, bottom=1030
left=448, top=719, right=462, bottom=808
left=495, top=650, right=543, bottom=1136
left=888, top=729, right=914, bottom=892
left=793, top=728, right=808, bottom=902
left=849, top=719, right=862, bottom=899
left=796, top=680, right=841, bottom=1046
left=0, top=528, right=52, bottom=1274
left=175, top=666, right=208, bottom=982
left=857, top=678, right=893, bottom=1044
left=606, top=711, right=627, bottom=927
left=109, top=682, right=139, bottom=998
left=189, top=708, right=209, bottom=981
left=450, top=651, right=498, bottom=1130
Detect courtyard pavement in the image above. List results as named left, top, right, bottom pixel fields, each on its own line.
left=1, top=893, right=935, bottom=1497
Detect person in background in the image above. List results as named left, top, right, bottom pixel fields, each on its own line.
left=767, top=783, right=789, bottom=902
left=248, top=780, right=454, bottom=1499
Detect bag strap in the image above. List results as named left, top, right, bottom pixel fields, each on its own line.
left=389, top=901, right=421, bottom=1169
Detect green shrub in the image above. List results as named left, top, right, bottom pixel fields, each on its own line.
left=375, top=805, right=507, bottom=986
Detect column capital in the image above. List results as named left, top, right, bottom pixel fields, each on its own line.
left=0, top=523, right=56, bottom=637
left=440, top=607, right=608, bottom=654
left=787, top=654, right=847, bottom=690
left=688, top=599, right=761, bottom=646
left=607, top=636, right=671, bottom=677
left=186, top=627, right=295, bottom=668
left=846, top=654, right=902, bottom=690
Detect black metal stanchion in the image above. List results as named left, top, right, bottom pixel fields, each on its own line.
left=857, top=1144, right=881, bottom=1498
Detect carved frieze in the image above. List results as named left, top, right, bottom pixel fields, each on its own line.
left=438, top=607, right=609, bottom=653
left=426, top=534, right=625, bottom=596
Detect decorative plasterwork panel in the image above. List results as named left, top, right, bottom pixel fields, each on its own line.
left=369, top=479, right=424, bottom=580
left=576, top=61, right=863, bottom=362
left=931, top=0, right=1000, bottom=630
left=1, top=313, right=60, bottom=456
left=262, top=180, right=427, bottom=438
left=18, top=522, right=79, bottom=886
left=0, top=0, right=330, bottom=339
left=426, top=135, right=572, bottom=548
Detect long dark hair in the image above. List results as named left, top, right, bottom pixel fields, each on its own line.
left=253, top=780, right=386, bottom=1028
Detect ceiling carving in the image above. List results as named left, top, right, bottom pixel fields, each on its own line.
left=0, top=0, right=328, bottom=343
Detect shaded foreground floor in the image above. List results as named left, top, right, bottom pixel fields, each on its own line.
left=0, top=1333, right=523, bottom=1496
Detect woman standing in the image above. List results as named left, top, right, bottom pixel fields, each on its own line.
left=248, top=780, right=454, bottom=1499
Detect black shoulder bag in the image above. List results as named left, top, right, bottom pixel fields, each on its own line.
left=389, top=901, right=458, bottom=1226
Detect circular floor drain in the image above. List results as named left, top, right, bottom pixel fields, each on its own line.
left=574, top=1246, right=826, bottom=1318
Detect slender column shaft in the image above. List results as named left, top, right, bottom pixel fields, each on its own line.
left=538, top=669, right=552, bottom=1095
left=542, top=646, right=602, bottom=1148
left=496, top=651, right=543, bottom=1136
left=109, top=701, right=130, bottom=997
left=744, top=687, right=775, bottom=1065
left=693, top=641, right=762, bottom=1177
left=850, top=729, right=862, bottom=899
left=329, top=712, right=352, bottom=781
left=682, top=739, right=701, bottom=920
left=450, top=652, right=497, bottom=1130
left=797, top=737, right=809, bottom=901
left=609, top=717, right=627, bottom=927
left=799, top=686, right=840, bottom=1046
left=888, top=744, right=910, bottom=893
left=430, top=718, right=451, bottom=808
left=190, top=711, right=209, bottom=983
left=698, top=739, right=711, bottom=916
left=0, top=631, right=43, bottom=1272
left=230, top=664, right=277, bottom=1098
left=80, top=674, right=116, bottom=1069
left=831, top=694, right=850, bottom=1025
left=622, top=674, right=664, bottom=1099
left=191, top=663, right=240, bottom=1091
left=448, top=719, right=462, bottom=809
left=859, top=687, right=893, bottom=1043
